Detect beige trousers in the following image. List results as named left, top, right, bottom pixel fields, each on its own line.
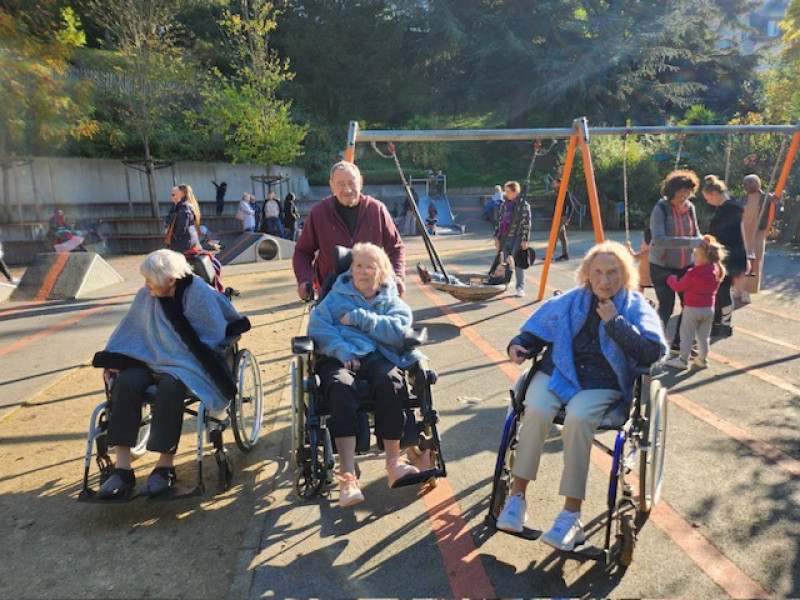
left=512, top=371, right=622, bottom=500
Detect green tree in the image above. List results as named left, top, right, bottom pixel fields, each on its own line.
left=190, top=0, right=306, bottom=176
left=0, top=2, right=98, bottom=220
left=82, top=0, right=189, bottom=217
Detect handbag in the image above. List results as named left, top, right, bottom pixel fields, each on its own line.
left=514, top=247, right=536, bottom=270
left=235, top=208, right=247, bottom=222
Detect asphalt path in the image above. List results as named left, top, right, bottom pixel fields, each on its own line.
left=1, top=227, right=798, bottom=598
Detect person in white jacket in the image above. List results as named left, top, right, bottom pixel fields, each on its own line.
left=239, top=193, right=256, bottom=232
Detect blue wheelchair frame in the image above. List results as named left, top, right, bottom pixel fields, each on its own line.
left=486, top=356, right=668, bottom=566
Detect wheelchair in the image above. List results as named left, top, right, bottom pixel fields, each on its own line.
left=486, top=355, right=668, bottom=566
left=78, top=259, right=264, bottom=503
left=289, top=247, right=447, bottom=500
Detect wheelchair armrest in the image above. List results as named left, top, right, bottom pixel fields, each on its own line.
left=633, top=362, right=653, bottom=377
left=218, top=334, right=242, bottom=350
left=403, top=327, right=428, bottom=349
left=292, top=336, right=315, bottom=354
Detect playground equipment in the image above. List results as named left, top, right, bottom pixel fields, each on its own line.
left=343, top=119, right=800, bottom=301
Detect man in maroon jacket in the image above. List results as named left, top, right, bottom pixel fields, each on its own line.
left=293, top=161, right=406, bottom=300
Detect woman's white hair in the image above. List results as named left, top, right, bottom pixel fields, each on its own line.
left=576, top=240, right=639, bottom=292
left=140, top=249, right=193, bottom=286
left=351, top=242, right=394, bottom=284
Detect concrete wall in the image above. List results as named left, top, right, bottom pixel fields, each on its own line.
left=0, top=157, right=309, bottom=223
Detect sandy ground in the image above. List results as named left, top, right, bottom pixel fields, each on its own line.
left=0, top=268, right=306, bottom=600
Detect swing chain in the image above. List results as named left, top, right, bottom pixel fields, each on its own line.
left=674, top=134, right=686, bottom=170
left=724, top=133, right=733, bottom=186
left=622, top=133, right=630, bottom=244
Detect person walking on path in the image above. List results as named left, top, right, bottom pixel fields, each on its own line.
left=702, top=175, right=747, bottom=338
left=550, top=174, right=578, bottom=261
left=493, top=180, right=531, bottom=297
left=282, top=193, right=300, bottom=241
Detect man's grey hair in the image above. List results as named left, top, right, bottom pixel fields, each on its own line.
left=330, top=160, right=361, bottom=180
left=743, top=174, right=761, bottom=187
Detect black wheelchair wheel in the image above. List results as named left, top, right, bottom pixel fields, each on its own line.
left=232, top=349, right=263, bottom=452
left=639, top=378, right=668, bottom=513
left=292, top=446, right=326, bottom=501
left=619, top=513, right=636, bottom=566
left=488, top=415, right=518, bottom=521
left=131, top=404, right=152, bottom=458
left=290, top=358, right=306, bottom=469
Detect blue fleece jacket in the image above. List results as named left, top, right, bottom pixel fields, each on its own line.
left=518, top=286, right=667, bottom=404
left=308, top=274, right=424, bottom=368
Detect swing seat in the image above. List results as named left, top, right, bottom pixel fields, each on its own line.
left=429, top=271, right=507, bottom=302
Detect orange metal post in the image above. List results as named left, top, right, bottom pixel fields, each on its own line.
left=767, top=130, right=800, bottom=229
left=537, top=134, right=579, bottom=301
left=344, top=121, right=358, bottom=163
left=575, top=117, right=605, bottom=244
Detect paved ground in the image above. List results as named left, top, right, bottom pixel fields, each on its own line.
left=0, top=222, right=798, bottom=598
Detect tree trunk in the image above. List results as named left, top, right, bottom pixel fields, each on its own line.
left=144, top=134, right=159, bottom=218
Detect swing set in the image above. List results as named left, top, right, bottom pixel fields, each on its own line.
left=344, top=118, right=800, bottom=302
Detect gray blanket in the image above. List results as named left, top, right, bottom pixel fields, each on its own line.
left=103, top=275, right=244, bottom=413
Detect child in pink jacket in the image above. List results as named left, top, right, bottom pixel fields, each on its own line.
left=664, top=235, right=727, bottom=370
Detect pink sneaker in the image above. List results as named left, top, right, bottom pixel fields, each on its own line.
left=386, top=458, right=420, bottom=488
left=338, top=472, right=364, bottom=507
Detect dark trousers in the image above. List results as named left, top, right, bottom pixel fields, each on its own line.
left=215, top=199, right=224, bottom=216
left=715, top=274, right=734, bottom=327
left=650, top=263, right=690, bottom=345
left=317, top=353, right=407, bottom=440
left=107, top=367, right=186, bottom=454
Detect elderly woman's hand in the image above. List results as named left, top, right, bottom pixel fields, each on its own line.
left=340, top=313, right=352, bottom=326
left=596, top=299, right=618, bottom=323
left=508, top=344, right=529, bottom=365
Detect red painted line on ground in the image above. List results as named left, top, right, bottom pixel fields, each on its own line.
left=422, top=478, right=496, bottom=598
left=590, top=448, right=770, bottom=599
left=413, top=274, right=770, bottom=599
left=35, top=253, right=70, bottom=301
left=668, top=392, right=800, bottom=477
left=0, top=285, right=139, bottom=358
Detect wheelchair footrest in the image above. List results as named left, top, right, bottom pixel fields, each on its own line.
left=146, top=485, right=203, bottom=502
left=390, top=467, right=445, bottom=489
left=485, top=515, right=541, bottom=540
left=77, top=486, right=140, bottom=504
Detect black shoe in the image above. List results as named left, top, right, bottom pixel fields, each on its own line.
left=555, top=254, right=569, bottom=261
left=711, top=324, right=733, bottom=338
left=140, top=467, right=177, bottom=498
left=97, top=468, right=136, bottom=500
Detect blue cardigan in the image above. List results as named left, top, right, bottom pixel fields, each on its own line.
left=519, top=286, right=667, bottom=404
left=308, top=274, right=423, bottom=369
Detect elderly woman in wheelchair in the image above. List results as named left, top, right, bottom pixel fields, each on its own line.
left=306, top=242, right=426, bottom=507
left=495, top=240, right=667, bottom=552
left=87, top=249, right=251, bottom=501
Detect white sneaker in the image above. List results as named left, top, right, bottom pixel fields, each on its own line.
left=664, top=356, right=688, bottom=370
left=496, top=493, right=527, bottom=533
left=515, top=287, right=525, bottom=298
left=692, top=357, right=708, bottom=370
left=541, top=509, right=585, bottom=551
